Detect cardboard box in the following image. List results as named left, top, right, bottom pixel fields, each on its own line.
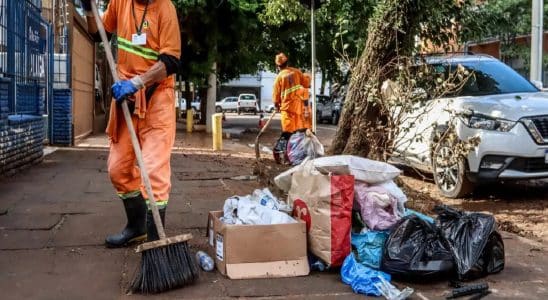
left=207, top=211, right=310, bottom=279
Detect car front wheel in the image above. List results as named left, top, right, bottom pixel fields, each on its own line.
left=432, top=141, right=474, bottom=198
left=215, top=106, right=223, bottom=113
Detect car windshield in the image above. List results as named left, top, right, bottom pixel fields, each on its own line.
left=435, top=61, right=539, bottom=97
left=240, top=95, right=255, bottom=100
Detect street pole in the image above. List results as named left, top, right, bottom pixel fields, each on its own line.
left=311, top=0, right=317, bottom=133
left=530, top=0, right=543, bottom=83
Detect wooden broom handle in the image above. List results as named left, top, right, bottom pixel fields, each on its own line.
left=90, top=1, right=166, bottom=239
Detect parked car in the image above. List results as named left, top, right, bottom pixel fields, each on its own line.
left=265, top=104, right=276, bottom=113
left=391, top=54, right=548, bottom=198
left=178, top=98, right=200, bottom=118
left=237, top=93, right=258, bottom=115
left=315, top=95, right=340, bottom=124
left=215, top=96, right=238, bottom=112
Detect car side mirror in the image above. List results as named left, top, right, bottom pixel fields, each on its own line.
left=531, top=80, right=543, bottom=90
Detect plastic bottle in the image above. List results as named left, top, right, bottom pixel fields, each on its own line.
left=195, top=251, right=214, bottom=271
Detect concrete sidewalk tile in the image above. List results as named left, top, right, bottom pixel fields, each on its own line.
left=221, top=179, right=263, bottom=196
left=168, top=212, right=209, bottom=229
left=10, top=202, right=67, bottom=215
left=224, top=273, right=351, bottom=297
left=49, top=247, right=125, bottom=299
left=0, top=213, right=62, bottom=230
left=62, top=200, right=119, bottom=214
left=53, top=214, right=121, bottom=247
left=0, top=229, right=52, bottom=250
left=167, top=198, right=192, bottom=213
left=0, top=249, right=56, bottom=300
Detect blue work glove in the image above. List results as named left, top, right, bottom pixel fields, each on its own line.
left=80, top=0, right=93, bottom=11
left=111, top=80, right=139, bottom=103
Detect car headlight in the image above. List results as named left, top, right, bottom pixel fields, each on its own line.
left=463, top=114, right=516, bottom=132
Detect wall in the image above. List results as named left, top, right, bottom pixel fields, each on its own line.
left=0, top=1, right=51, bottom=176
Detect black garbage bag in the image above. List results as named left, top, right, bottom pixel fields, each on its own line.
left=434, top=205, right=505, bottom=280
left=381, top=215, right=455, bottom=279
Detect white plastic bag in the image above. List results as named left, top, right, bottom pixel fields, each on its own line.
left=313, top=155, right=401, bottom=183
left=220, top=192, right=296, bottom=225
left=237, top=197, right=296, bottom=225
left=250, top=188, right=292, bottom=213
left=375, top=180, right=407, bottom=217
left=275, top=155, right=401, bottom=192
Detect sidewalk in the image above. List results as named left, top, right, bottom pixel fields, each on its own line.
left=1, top=126, right=547, bottom=299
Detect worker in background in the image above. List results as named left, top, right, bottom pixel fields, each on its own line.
left=272, top=53, right=311, bottom=139
left=80, top=0, right=181, bottom=247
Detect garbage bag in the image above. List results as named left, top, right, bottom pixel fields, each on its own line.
left=286, top=130, right=324, bottom=165
left=404, top=209, right=435, bottom=224
left=220, top=195, right=296, bottom=225
left=352, top=230, right=389, bottom=269
left=355, top=183, right=401, bottom=230
left=341, top=253, right=391, bottom=297
left=381, top=215, right=454, bottom=279
left=288, top=160, right=354, bottom=267
left=434, top=205, right=505, bottom=280
left=376, top=180, right=407, bottom=217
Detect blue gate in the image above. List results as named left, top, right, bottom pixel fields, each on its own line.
left=0, top=0, right=52, bottom=175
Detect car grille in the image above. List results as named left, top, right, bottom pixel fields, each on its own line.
left=507, top=157, right=548, bottom=173
left=531, top=116, right=548, bottom=139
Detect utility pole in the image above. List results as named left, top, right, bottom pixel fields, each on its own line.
left=530, top=0, right=543, bottom=83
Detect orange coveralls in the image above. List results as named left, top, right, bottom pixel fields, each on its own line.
left=103, top=0, right=181, bottom=207
left=273, top=67, right=312, bottom=133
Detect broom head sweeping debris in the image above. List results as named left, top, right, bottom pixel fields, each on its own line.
left=130, top=233, right=199, bottom=294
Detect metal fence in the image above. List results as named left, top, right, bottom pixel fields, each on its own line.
left=0, top=0, right=53, bottom=116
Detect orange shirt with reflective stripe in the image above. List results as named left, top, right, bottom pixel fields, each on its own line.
left=102, top=0, right=181, bottom=88
left=273, top=67, right=312, bottom=132
left=273, top=67, right=307, bottom=113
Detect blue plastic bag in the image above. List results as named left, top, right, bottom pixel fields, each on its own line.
left=351, top=230, right=389, bottom=269
left=404, top=208, right=435, bottom=224
left=341, top=253, right=391, bottom=297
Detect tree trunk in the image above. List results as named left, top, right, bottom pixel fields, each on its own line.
left=331, top=0, right=421, bottom=160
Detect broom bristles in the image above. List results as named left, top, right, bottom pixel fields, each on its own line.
left=130, top=241, right=199, bottom=294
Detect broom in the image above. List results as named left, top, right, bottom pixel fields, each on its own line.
left=255, top=111, right=277, bottom=161
left=90, top=2, right=199, bottom=293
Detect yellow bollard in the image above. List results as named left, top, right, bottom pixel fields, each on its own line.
left=212, top=113, right=223, bottom=151
left=186, top=109, right=194, bottom=133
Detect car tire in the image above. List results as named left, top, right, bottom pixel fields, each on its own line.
left=431, top=129, right=474, bottom=198
left=269, top=107, right=275, bottom=113
left=316, top=111, right=322, bottom=123
left=215, top=106, right=223, bottom=113
left=253, top=109, right=257, bottom=115
left=331, top=112, right=340, bottom=125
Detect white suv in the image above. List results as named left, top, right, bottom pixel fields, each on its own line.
left=393, top=54, right=548, bottom=198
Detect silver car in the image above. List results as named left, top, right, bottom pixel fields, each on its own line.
left=393, top=54, right=548, bottom=198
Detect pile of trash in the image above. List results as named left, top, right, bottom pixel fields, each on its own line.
left=274, top=155, right=505, bottom=299
left=220, top=188, right=296, bottom=225
left=213, top=155, right=504, bottom=298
